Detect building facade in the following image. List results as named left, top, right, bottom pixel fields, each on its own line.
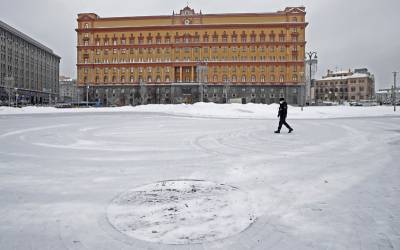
left=314, top=68, right=375, bottom=103
left=0, top=20, right=60, bottom=105
left=76, top=6, right=307, bottom=106
left=376, top=88, right=400, bottom=104
left=59, top=76, right=78, bottom=103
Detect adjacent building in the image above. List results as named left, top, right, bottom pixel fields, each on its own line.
left=314, top=68, right=375, bottom=103
left=59, top=76, right=78, bottom=103
left=76, top=6, right=307, bottom=106
left=376, top=88, right=400, bottom=104
left=0, top=20, right=60, bottom=105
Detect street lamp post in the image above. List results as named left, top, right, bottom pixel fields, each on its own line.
left=196, top=61, right=208, bottom=103
left=15, top=88, right=18, bottom=107
left=105, top=89, right=109, bottom=107
left=224, top=81, right=231, bottom=104
left=196, top=62, right=202, bottom=103
left=9, top=85, right=11, bottom=107
left=49, top=89, right=52, bottom=106
left=140, top=79, right=146, bottom=105
left=393, top=72, right=397, bottom=112
left=86, top=84, right=89, bottom=107
left=305, top=51, right=318, bottom=107
left=5, top=77, right=14, bottom=107
left=299, top=72, right=305, bottom=111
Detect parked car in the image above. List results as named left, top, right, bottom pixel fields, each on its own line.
left=349, top=102, right=363, bottom=106
left=55, top=103, right=73, bottom=109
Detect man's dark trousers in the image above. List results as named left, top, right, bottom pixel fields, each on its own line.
left=277, top=116, right=293, bottom=132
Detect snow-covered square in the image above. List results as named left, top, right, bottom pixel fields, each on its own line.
left=0, top=104, right=399, bottom=249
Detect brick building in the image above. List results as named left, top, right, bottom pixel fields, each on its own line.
left=315, top=68, right=375, bottom=103
left=76, top=6, right=307, bottom=105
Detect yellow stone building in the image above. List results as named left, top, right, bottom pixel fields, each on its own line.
left=76, top=6, right=307, bottom=105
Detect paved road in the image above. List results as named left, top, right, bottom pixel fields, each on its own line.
left=0, top=113, right=399, bottom=249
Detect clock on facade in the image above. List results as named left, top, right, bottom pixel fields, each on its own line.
left=184, top=19, right=191, bottom=25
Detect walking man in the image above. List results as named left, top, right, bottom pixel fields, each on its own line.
left=275, top=98, right=294, bottom=134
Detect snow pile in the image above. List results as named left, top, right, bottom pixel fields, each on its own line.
left=107, top=180, right=255, bottom=244
left=0, top=103, right=398, bottom=119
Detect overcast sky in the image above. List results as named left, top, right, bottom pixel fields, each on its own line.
left=1, top=0, right=399, bottom=89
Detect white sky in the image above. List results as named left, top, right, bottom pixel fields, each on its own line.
left=1, top=0, right=399, bottom=89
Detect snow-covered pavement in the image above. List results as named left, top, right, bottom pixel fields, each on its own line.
left=0, top=103, right=399, bottom=119
left=0, top=110, right=399, bottom=249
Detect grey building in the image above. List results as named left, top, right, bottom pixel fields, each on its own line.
left=59, top=76, right=77, bottom=103
left=376, top=88, right=400, bottom=104
left=0, top=20, right=60, bottom=105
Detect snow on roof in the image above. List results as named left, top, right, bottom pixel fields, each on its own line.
left=376, top=90, right=389, bottom=94
left=319, top=73, right=371, bottom=81
left=330, top=70, right=351, bottom=75
left=377, top=89, right=400, bottom=94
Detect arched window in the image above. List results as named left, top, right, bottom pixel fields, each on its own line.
left=280, top=75, right=285, bottom=83
left=261, top=75, right=265, bottom=82
left=213, top=75, right=218, bottom=82
left=251, top=75, right=256, bottom=82
left=223, top=75, right=228, bottom=82
left=241, top=31, right=247, bottom=43
left=232, top=75, right=237, bottom=82
left=165, top=76, right=170, bottom=82
left=292, top=74, right=298, bottom=81
left=147, top=76, right=152, bottom=82
left=241, top=75, right=246, bottom=82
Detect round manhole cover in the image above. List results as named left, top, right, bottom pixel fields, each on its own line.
left=107, top=180, right=255, bottom=244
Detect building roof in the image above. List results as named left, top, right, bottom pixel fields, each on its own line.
left=0, top=20, right=60, bottom=58
left=320, top=73, right=372, bottom=81
left=77, top=6, right=307, bottom=24
left=330, top=70, right=351, bottom=75
left=377, top=89, right=400, bottom=94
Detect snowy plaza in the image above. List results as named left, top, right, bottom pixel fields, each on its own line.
left=0, top=104, right=399, bottom=249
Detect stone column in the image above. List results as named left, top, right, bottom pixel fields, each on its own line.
left=180, top=66, right=183, bottom=83
left=191, top=66, right=195, bottom=82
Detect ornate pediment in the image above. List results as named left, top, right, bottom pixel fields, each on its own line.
left=77, top=13, right=99, bottom=21
left=172, top=6, right=203, bottom=25
left=284, top=7, right=306, bottom=14
left=180, top=6, right=195, bottom=16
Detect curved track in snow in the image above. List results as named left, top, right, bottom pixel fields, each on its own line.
left=0, top=113, right=399, bottom=249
